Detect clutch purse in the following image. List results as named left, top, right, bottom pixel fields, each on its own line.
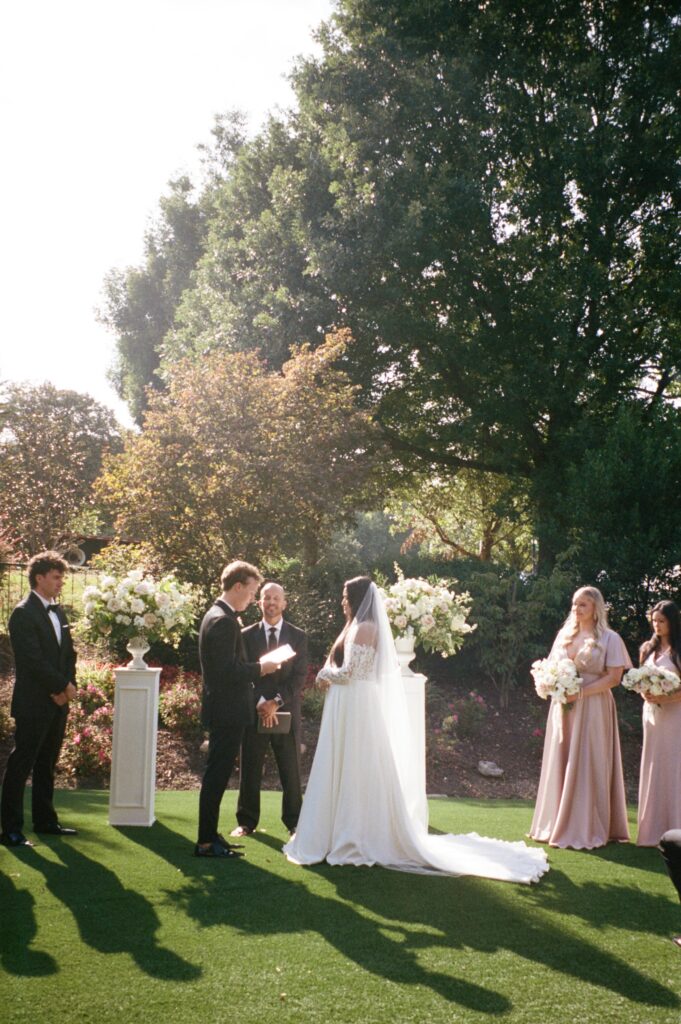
left=257, top=711, right=291, bottom=734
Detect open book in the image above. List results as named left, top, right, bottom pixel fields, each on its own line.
left=259, top=643, right=296, bottom=667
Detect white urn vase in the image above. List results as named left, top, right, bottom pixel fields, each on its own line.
left=126, top=635, right=150, bottom=669
left=395, top=633, right=417, bottom=676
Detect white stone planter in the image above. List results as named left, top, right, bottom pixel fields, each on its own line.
left=108, top=665, right=161, bottom=826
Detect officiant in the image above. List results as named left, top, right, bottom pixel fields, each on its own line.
left=231, top=582, right=308, bottom=838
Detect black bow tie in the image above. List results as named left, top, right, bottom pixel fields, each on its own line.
left=46, top=605, right=59, bottom=614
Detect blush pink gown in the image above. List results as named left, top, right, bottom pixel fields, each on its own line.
left=636, top=652, right=681, bottom=846
left=529, top=629, right=631, bottom=849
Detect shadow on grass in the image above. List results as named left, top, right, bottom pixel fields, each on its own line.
left=123, top=820, right=679, bottom=1015
left=123, top=820, right=511, bottom=1014
left=26, top=839, right=202, bottom=982
left=0, top=867, right=58, bottom=977
left=326, top=865, right=679, bottom=1010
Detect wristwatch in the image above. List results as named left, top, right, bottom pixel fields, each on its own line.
left=274, top=694, right=284, bottom=708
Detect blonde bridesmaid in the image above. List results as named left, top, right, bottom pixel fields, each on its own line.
left=637, top=601, right=681, bottom=847
left=530, top=586, right=631, bottom=849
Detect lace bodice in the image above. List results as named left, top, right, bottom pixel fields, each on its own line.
left=316, top=643, right=377, bottom=686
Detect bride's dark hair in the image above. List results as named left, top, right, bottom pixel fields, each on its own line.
left=639, top=600, right=681, bottom=672
left=330, top=576, right=372, bottom=667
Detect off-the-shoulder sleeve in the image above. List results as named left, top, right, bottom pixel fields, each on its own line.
left=604, top=630, right=632, bottom=669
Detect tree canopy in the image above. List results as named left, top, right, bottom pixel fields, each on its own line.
left=103, top=0, right=681, bottom=568
left=0, top=383, right=121, bottom=554
left=95, top=333, right=385, bottom=594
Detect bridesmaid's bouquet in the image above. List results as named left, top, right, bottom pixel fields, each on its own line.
left=622, top=664, right=680, bottom=700
left=531, top=657, right=583, bottom=708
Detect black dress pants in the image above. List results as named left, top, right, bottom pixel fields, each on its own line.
left=197, top=723, right=244, bottom=843
left=236, top=726, right=302, bottom=832
left=1, top=706, right=68, bottom=833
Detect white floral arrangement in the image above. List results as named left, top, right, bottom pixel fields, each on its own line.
left=622, top=664, right=680, bottom=699
left=531, top=657, right=583, bottom=705
left=379, top=568, right=476, bottom=657
left=80, top=570, right=197, bottom=647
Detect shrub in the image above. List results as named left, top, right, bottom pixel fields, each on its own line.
left=60, top=692, right=113, bottom=780
left=0, top=702, right=12, bottom=743
left=158, top=673, right=203, bottom=736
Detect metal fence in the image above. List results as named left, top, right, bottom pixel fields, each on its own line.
left=0, top=562, right=100, bottom=633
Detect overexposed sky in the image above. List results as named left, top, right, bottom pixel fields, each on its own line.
left=1, top=0, right=334, bottom=426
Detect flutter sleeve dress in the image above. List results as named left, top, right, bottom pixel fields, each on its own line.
left=636, top=651, right=681, bottom=847
left=529, top=628, right=631, bottom=849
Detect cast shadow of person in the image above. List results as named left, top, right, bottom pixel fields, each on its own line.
left=122, top=820, right=511, bottom=1015
left=27, top=840, right=201, bottom=982
left=324, top=863, right=679, bottom=1012
left=0, top=866, right=58, bottom=977
left=523, top=861, right=681, bottom=938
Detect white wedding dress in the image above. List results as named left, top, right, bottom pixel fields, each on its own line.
left=284, top=586, right=549, bottom=885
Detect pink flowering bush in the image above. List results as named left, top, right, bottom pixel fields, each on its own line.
left=158, top=671, right=203, bottom=736
left=446, top=691, right=488, bottom=740
left=59, top=675, right=113, bottom=779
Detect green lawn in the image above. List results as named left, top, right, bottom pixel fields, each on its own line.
left=1, top=793, right=679, bottom=1023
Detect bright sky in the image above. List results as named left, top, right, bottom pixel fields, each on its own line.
left=1, top=0, right=334, bottom=427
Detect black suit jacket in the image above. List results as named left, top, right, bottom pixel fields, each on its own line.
left=8, top=592, right=77, bottom=720
left=241, top=619, right=308, bottom=738
left=199, top=600, right=260, bottom=730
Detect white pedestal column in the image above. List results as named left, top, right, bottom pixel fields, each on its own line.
left=401, top=669, right=428, bottom=809
left=109, top=666, right=161, bottom=826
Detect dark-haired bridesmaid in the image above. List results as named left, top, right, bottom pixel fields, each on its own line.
left=637, top=600, right=681, bottom=847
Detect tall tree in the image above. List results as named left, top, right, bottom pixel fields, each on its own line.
left=0, top=384, right=121, bottom=554
left=99, top=175, right=208, bottom=423
left=95, top=333, right=385, bottom=594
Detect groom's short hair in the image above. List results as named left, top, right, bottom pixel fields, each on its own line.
left=28, top=550, right=69, bottom=588
left=221, top=560, right=263, bottom=592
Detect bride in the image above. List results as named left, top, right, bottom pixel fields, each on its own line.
left=284, top=577, right=549, bottom=883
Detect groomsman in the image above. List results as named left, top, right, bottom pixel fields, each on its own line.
left=1, top=551, right=78, bottom=847
left=195, top=560, right=278, bottom=858
left=231, top=582, right=308, bottom=838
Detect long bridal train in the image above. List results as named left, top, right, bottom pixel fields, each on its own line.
left=284, top=581, right=548, bottom=885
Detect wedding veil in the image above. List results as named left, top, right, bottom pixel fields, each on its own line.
left=351, top=582, right=429, bottom=829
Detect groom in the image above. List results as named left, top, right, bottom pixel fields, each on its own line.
left=195, top=560, right=278, bottom=858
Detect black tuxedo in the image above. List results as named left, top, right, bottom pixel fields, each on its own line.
left=197, top=599, right=261, bottom=844
left=1, top=592, right=77, bottom=834
left=236, top=620, right=308, bottom=832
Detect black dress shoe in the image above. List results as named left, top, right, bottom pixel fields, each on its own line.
left=0, top=831, right=34, bottom=848
left=194, top=840, right=244, bottom=858
left=34, top=824, right=78, bottom=836
left=216, top=833, right=244, bottom=850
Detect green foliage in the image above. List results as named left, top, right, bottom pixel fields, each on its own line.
left=96, top=334, right=386, bottom=596
left=463, top=565, right=577, bottom=707
left=563, top=403, right=681, bottom=640
left=0, top=701, right=11, bottom=742
left=158, top=673, right=203, bottom=737
left=301, top=684, right=326, bottom=723
left=386, top=471, right=533, bottom=569
left=100, top=176, right=208, bottom=423
left=59, top=684, right=114, bottom=780
left=0, top=383, right=121, bottom=554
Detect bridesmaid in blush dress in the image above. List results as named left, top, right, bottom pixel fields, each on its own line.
left=636, top=600, right=681, bottom=847
left=530, top=586, right=631, bottom=849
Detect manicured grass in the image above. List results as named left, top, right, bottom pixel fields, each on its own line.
left=2, top=793, right=679, bottom=1023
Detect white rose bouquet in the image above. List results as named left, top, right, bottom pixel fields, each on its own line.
left=379, top=568, right=476, bottom=657
left=80, top=570, right=197, bottom=648
left=622, top=664, right=680, bottom=700
left=531, top=657, right=583, bottom=707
